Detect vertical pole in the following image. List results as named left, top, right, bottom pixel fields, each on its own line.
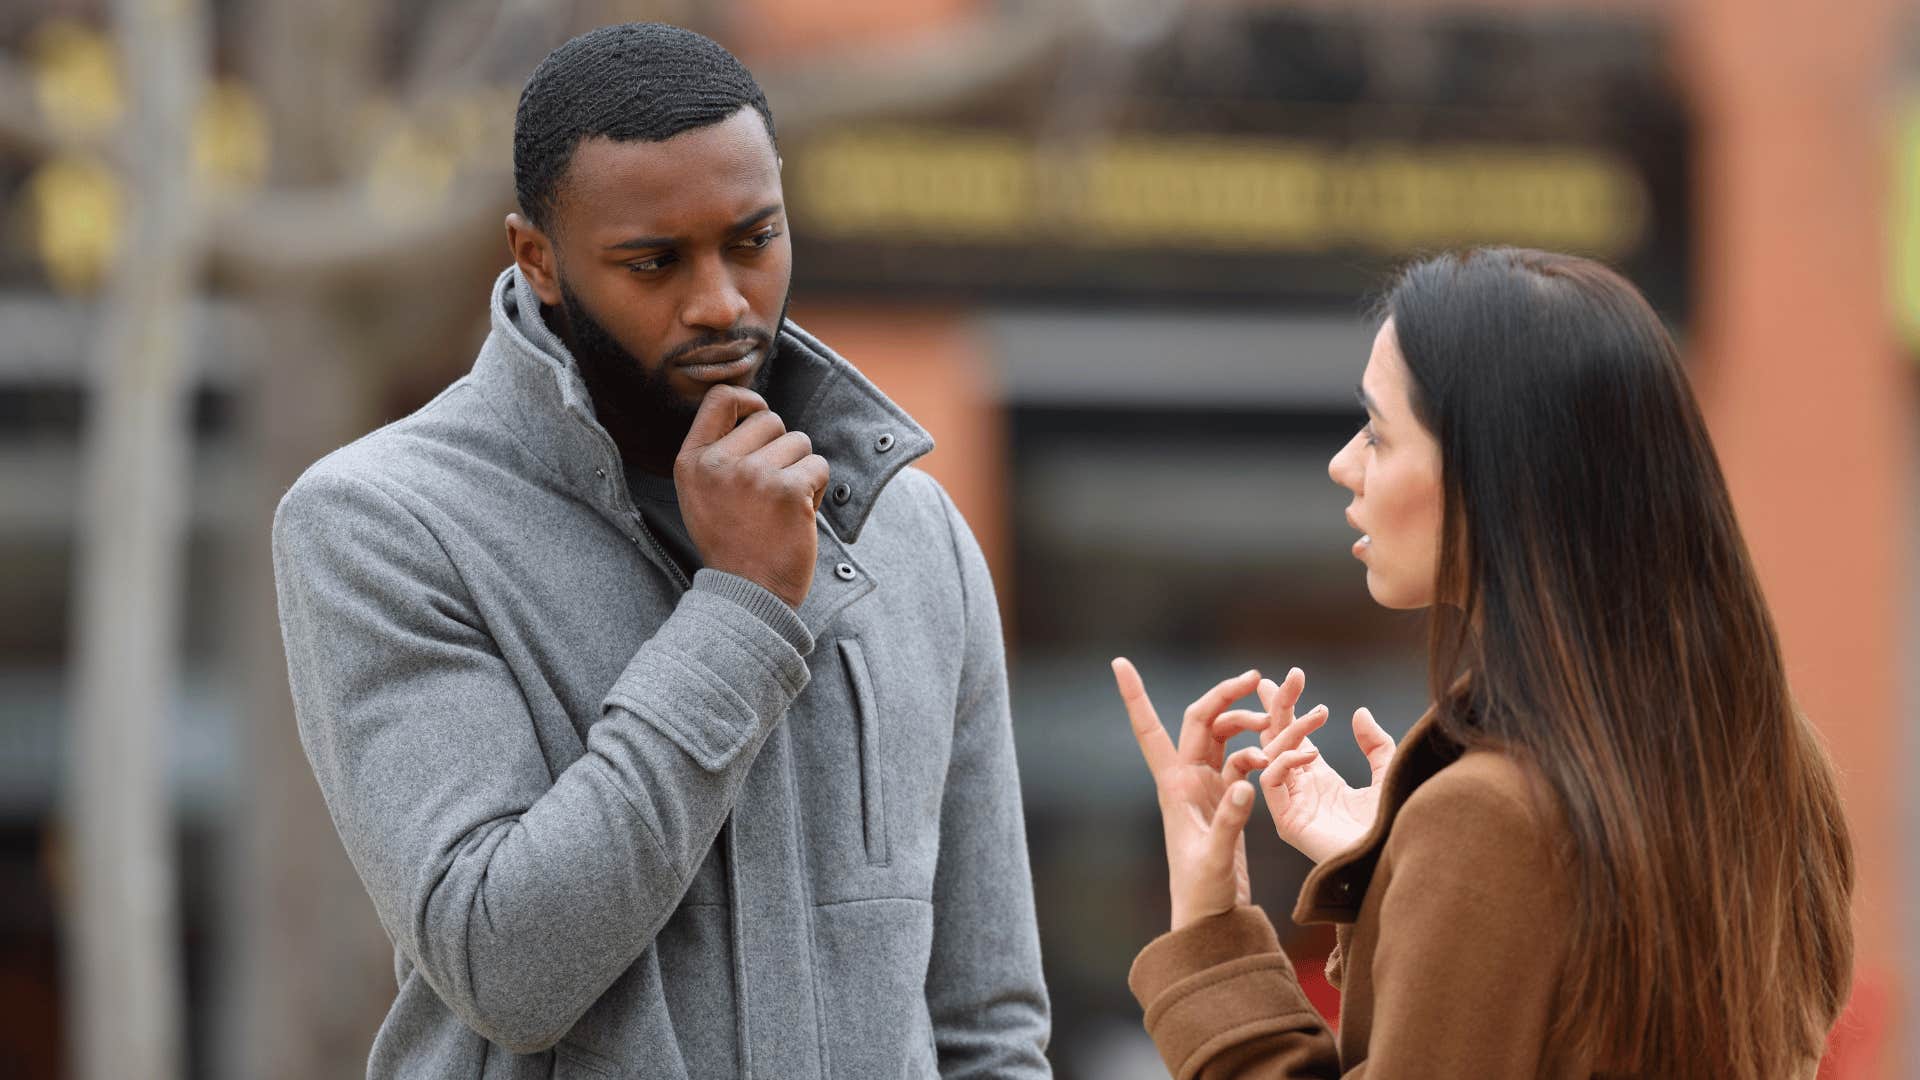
left=62, top=0, right=207, bottom=1077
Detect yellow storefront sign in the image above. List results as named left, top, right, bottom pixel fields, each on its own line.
left=793, top=126, right=1649, bottom=259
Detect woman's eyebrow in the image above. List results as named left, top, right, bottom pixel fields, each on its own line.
left=1356, top=385, right=1381, bottom=418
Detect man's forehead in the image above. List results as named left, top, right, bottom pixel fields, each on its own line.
left=557, top=108, right=781, bottom=237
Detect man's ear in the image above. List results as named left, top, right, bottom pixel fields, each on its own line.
left=505, top=212, right=563, bottom=306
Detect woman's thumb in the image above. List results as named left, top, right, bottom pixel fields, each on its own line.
left=1208, top=781, right=1256, bottom=863
left=1354, top=707, right=1396, bottom=779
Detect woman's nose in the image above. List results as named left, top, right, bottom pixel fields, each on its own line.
left=1329, top=432, right=1362, bottom=492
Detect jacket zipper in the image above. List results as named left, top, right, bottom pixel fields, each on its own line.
left=627, top=508, right=691, bottom=592
left=602, top=450, right=763, bottom=1073
left=591, top=429, right=772, bottom=1073
left=581, top=416, right=692, bottom=594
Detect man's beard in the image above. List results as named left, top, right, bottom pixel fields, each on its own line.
left=557, top=279, right=785, bottom=469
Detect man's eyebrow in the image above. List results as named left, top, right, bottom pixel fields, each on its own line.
left=604, top=232, right=674, bottom=253
left=730, top=202, right=783, bottom=232
left=601, top=203, right=785, bottom=252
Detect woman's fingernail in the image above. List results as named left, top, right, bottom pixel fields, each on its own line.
left=1231, top=784, right=1253, bottom=806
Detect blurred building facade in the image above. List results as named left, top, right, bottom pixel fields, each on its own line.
left=0, top=1, right=1911, bottom=1077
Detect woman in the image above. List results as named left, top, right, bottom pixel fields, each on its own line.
left=1114, top=248, right=1854, bottom=1078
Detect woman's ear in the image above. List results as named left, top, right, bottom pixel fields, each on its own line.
left=505, top=213, right=563, bottom=306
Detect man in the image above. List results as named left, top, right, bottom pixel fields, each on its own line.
left=272, top=23, right=1050, bottom=1078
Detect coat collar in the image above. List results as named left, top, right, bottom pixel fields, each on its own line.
left=1292, top=682, right=1473, bottom=925
left=470, top=266, right=934, bottom=547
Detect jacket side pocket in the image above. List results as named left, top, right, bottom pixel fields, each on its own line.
left=837, top=638, right=889, bottom=866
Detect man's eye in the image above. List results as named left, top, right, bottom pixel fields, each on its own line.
left=626, top=254, right=674, bottom=273
left=740, top=228, right=782, bottom=250
left=1361, top=422, right=1379, bottom=447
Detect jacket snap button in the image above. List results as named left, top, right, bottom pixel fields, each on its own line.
left=834, top=562, right=857, bottom=581
left=874, top=432, right=895, bottom=453
left=595, top=467, right=607, bottom=479
left=831, top=482, right=852, bottom=505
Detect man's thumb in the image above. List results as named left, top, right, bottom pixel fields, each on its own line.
left=681, top=385, right=768, bottom=453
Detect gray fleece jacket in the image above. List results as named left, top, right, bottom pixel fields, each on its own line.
left=272, top=267, right=1051, bottom=1079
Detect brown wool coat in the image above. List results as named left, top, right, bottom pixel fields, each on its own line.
left=1128, top=705, right=1595, bottom=1078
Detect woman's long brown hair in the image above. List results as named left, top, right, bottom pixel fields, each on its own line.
left=1386, top=248, right=1853, bottom=1076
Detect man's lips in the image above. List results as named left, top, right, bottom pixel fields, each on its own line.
left=672, top=340, right=764, bottom=382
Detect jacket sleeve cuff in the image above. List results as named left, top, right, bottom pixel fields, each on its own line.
left=1129, top=908, right=1324, bottom=1079
left=600, top=574, right=814, bottom=772
left=689, top=569, right=813, bottom=657
left=1129, top=906, right=1284, bottom=1005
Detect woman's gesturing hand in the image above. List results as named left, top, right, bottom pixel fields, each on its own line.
left=1112, top=658, right=1268, bottom=933
left=1214, top=669, right=1399, bottom=865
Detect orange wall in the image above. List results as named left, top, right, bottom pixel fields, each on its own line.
left=731, top=0, right=980, bottom=56
left=1682, top=0, right=1909, bottom=1074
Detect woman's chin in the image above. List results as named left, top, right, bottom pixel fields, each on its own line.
left=1363, top=567, right=1389, bottom=606
left=1364, top=568, right=1434, bottom=611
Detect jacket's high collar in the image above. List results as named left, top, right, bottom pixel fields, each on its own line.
left=471, top=265, right=934, bottom=545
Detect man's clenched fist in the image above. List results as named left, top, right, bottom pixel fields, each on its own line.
left=674, top=385, right=831, bottom=610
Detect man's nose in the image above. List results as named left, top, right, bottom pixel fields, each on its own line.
left=680, top=254, right=750, bottom=331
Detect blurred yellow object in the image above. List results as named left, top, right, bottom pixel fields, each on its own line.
left=1894, top=95, right=1920, bottom=350
left=194, top=80, right=270, bottom=197
left=797, top=128, right=1032, bottom=239
left=27, top=20, right=123, bottom=141
left=447, top=87, right=518, bottom=168
left=353, top=96, right=398, bottom=153
left=365, top=125, right=457, bottom=221
left=25, top=154, right=124, bottom=293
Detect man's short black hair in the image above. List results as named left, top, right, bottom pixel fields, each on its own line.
left=513, top=23, right=775, bottom=232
